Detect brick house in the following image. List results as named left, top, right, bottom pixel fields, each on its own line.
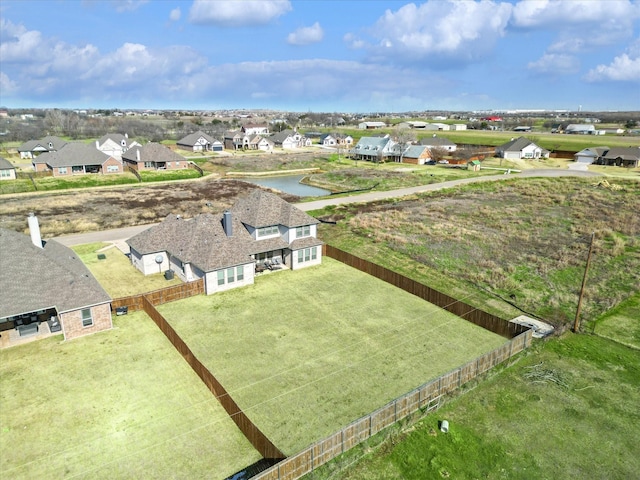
left=0, top=216, right=112, bottom=343
left=122, top=143, right=188, bottom=171
left=32, top=143, right=122, bottom=176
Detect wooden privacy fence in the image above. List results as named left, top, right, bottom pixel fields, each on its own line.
left=110, top=279, right=204, bottom=313
left=254, top=329, right=531, bottom=480
left=323, top=244, right=528, bottom=339
left=111, top=278, right=284, bottom=460
left=140, top=296, right=285, bottom=461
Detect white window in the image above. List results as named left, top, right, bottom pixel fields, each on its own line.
left=144, top=161, right=154, bottom=168
left=257, top=225, right=279, bottom=237
left=217, top=270, right=225, bottom=286
left=0, top=170, right=11, bottom=178
left=107, top=165, right=119, bottom=173
left=81, top=308, right=93, bottom=327
left=297, top=247, right=317, bottom=264
left=296, top=225, right=310, bottom=238
left=227, top=267, right=234, bottom=283
left=58, top=167, right=68, bottom=174
left=236, top=265, right=244, bottom=282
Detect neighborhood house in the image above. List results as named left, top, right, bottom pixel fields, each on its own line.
left=32, top=143, right=122, bottom=176
left=122, top=143, right=188, bottom=171
left=495, top=137, right=550, bottom=160
left=127, top=190, right=323, bottom=295
left=0, top=215, right=112, bottom=342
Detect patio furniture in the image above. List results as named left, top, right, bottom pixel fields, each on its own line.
left=18, top=322, right=39, bottom=336
left=48, top=316, right=62, bottom=332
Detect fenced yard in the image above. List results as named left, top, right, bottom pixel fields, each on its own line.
left=0, top=312, right=260, bottom=479
left=156, top=258, right=508, bottom=455
left=72, top=242, right=182, bottom=297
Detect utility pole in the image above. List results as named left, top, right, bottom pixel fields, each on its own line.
left=573, top=232, right=595, bottom=333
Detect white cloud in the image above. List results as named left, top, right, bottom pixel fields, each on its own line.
left=364, top=0, right=512, bottom=64
left=169, top=7, right=181, bottom=22
left=0, top=71, right=17, bottom=95
left=585, top=42, right=640, bottom=82
left=287, top=22, right=323, bottom=46
left=527, top=53, right=580, bottom=75
left=343, top=33, right=365, bottom=50
left=512, top=0, right=640, bottom=53
left=109, top=0, right=149, bottom=13
left=189, top=0, right=291, bottom=26
left=0, top=19, right=44, bottom=62
left=511, top=0, right=639, bottom=28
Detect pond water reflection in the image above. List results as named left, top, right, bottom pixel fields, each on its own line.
left=239, top=174, right=331, bottom=197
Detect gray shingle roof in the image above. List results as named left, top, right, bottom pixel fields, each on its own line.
left=601, top=147, right=640, bottom=160
left=33, top=143, right=115, bottom=167
left=403, top=145, right=430, bottom=158
left=122, top=143, right=186, bottom=163
left=496, top=136, right=537, bottom=152
left=126, top=191, right=321, bottom=273
left=420, top=137, right=456, bottom=147
left=18, top=136, right=67, bottom=153
left=176, top=131, right=216, bottom=147
left=0, top=157, right=15, bottom=170
left=0, top=228, right=111, bottom=319
left=232, top=190, right=320, bottom=229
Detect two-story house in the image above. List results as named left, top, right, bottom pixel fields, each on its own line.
left=126, top=190, right=323, bottom=295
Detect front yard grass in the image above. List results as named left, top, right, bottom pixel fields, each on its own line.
left=310, top=333, right=640, bottom=480
left=72, top=242, right=182, bottom=298
left=0, top=311, right=260, bottom=479
left=156, top=258, right=507, bottom=455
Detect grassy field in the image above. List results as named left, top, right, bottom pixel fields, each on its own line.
left=308, top=333, right=640, bottom=480
left=71, top=242, right=182, bottom=297
left=0, top=168, right=205, bottom=195
left=328, top=127, right=640, bottom=152
left=0, top=312, right=260, bottom=479
left=593, top=292, right=640, bottom=349
left=156, top=258, right=507, bottom=455
left=314, top=177, right=640, bottom=330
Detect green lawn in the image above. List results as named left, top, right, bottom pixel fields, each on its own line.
left=309, top=333, right=640, bottom=480
left=593, top=292, right=640, bottom=349
left=0, top=312, right=260, bottom=479
left=72, top=242, right=182, bottom=298
left=157, top=258, right=507, bottom=454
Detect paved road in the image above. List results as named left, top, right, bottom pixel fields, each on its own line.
left=53, top=169, right=601, bottom=247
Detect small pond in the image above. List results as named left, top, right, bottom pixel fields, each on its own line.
left=239, top=174, right=331, bottom=197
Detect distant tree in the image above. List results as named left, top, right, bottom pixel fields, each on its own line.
left=429, top=146, right=448, bottom=162
left=44, top=109, right=65, bottom=136
left=625, top=119, right=638, bottom=129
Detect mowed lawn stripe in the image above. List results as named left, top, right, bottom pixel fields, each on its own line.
left=0, top=312, right=260, bottom=479
left=158, top=258, right=506, bottom=454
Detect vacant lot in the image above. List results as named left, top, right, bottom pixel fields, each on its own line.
left=157, top=258, right=506, bottom=454
left=0, top=312, right=260, bottom=479
left=316, top=177, right=640, bottom=330
left=0, top=177, right=299, bottom=237
left=311, top=333, right=640, bottom=480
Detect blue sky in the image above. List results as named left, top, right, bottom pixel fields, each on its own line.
left=1, top=0, right=639, bottom=112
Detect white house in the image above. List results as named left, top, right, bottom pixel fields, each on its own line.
left=127, top=190, right=323, bottom=295
left=495, top=137, right=549, bottom=160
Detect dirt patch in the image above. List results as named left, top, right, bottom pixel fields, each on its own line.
left=0, top=177, right=300, bottom=236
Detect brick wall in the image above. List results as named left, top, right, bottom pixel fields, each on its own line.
left=60, top=303, right=113, bottom=340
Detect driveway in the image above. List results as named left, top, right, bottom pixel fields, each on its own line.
left=54, top=169, right=601, bottom=246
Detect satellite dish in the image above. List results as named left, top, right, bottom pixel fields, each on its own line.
left=155, top=255, right=163, bottom=264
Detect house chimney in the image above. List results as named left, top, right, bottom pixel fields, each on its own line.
left=223, top=211, right=233, bottom=237
left=136, top=149, right=140, bottom=162
left=28, top=213, right=43, bottom=248
left=96, top=140, right=99, bottom=148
